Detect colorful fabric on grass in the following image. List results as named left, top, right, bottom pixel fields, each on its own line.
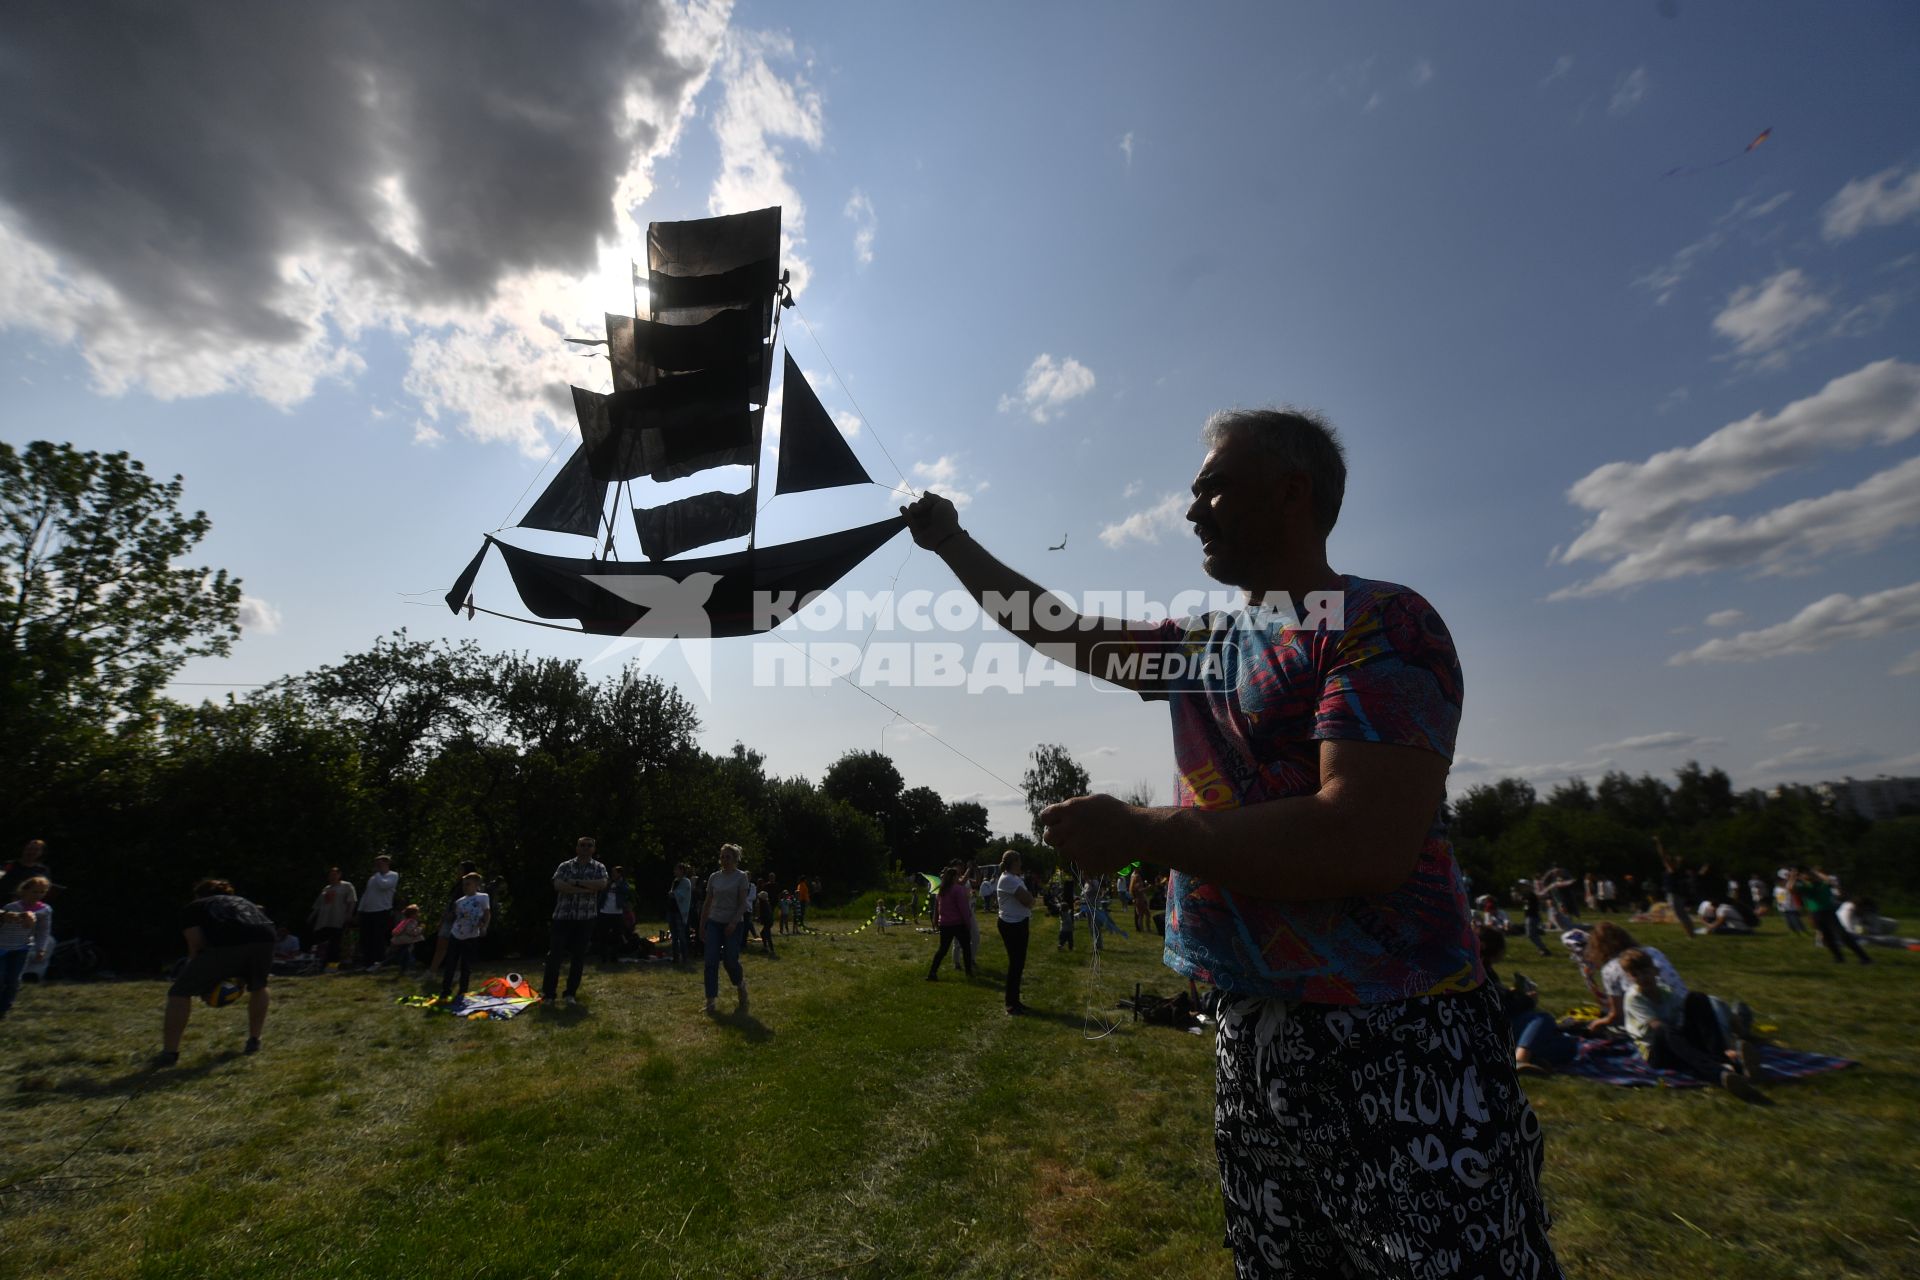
left=395, top=991, right=538, bottom=1021
left=1557, top=1036, right=1855, bottom=1088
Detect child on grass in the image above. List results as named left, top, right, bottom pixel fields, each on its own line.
left=388, top=905, right=425, bottom=973
left=1618, top=948, right=1766, bottom=1103
left=441, top=875, right=490, bottom=1000
left=0, top=876, right=53, bottom=1019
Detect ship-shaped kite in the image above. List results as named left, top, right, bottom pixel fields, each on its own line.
left=445, top=207, right=905, bottom=636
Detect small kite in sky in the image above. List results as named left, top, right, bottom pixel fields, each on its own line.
left=1661, top=128, right=1772, bottom=178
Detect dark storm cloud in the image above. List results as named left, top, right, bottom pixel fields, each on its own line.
left=0, top=1, right=711, bottom=341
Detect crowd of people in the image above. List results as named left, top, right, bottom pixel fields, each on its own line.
left=1473, top=851, right=1891, bottom=964
left=1456, top=836, right=1908, bottom=1107
left=0, top=836, right=840, bottom=1059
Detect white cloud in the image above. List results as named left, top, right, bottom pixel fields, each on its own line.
left=708, top=29, right=824, bottom=296
left=910, top=454, right=984, bottom=510
left=1891, top=650, right=1920, bottom=676
left=1608, top=66, right=1650, bottom=116
left=1669, top=581, right=1920, bottom=665
left=237, top=595, right=282, bottom=635
left=0, top=1, right=728, bottom=435
left=1634, top=191, right=1792, bottom=306
left=997, top=353, right=1095, bottom=424
left=844, top=189, right=876, bottom=266
left=1558, top=454, right=1920, bottom=596
left=1592, top=731, right=1725, bottom=753
left=1119, top=132, right=1134, bottom=168
left=1706, top=609, right=1745, bottom=627
left=1822, top=162, right=1920, bottom=242
left=1410, top=58, right=1435, bottom=88
left=1554, top=358, right=1920, bottom=596
left=1540, top=55, right=1573, bottom=87
left=1766, top=722, right=1819, bottom=741
left=1327, top=57, right=1376, bottom=102
left=1712, top=268, right=1831, bottom=359
left=1099, top=493, right=1188, bottom=548
left=882, top=719, right=938, bottom=746
left=1122, top=480, right=1142, bottom=499
left=1451, top=754, right=1617, bottom=785
left=1750, top=744, right=1876, bottom=776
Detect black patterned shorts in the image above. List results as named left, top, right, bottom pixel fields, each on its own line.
left=1214, top=981, right=1563, bottom=1279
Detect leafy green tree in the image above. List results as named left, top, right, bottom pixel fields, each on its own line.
left=106, top=690, right=376, bottom=958
left=822, top=750, right=905, bottom=837
left=946, top=800, right=991, bottom=856
left=303, top=631, right=489, bottom=781
left=1596, top=771, right=1669, bottom=829
left=896, top=784, right=954, bottom=868
left=1, top=441, right=240, bottom=823
left=1021, top=743, right=1091, bottom=839
left=1669, top=761, right=1735, bottom=826
left=758, top=776, right=886, bottom=899
left=1545, top=777, right=1596, bottom=811
left=1452, top=779, right=1536, bottom=843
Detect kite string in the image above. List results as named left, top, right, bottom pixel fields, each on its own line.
left=768, top=628, right=1118, bottom=1040
left=493, top=431, right=569, bottom=533
left=769, top=631, right=1026, bottom=798
left=788, top=301, right=914, bottom=493
left=857, top=538, right=917, bottom=662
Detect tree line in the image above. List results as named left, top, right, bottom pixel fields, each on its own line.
left=1449, top=762, right=1920, bottom=904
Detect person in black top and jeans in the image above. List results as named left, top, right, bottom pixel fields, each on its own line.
left=159, top=879, right=277, bottom=1065
left=1656, top=838, right=1698, bottom=937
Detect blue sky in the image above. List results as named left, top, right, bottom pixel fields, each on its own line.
left=3, top=2, right=1917, bottom=837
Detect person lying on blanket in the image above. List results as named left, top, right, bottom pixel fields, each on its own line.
left=1617, top=949, right=1768, bottom=1104
left=1477, top=925, right=1580, bottom=1075
left=1581, top=921, right=1714, bottom=1036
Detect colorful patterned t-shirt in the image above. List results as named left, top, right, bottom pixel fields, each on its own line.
left=1143, top=576, right=1480, bottom=1005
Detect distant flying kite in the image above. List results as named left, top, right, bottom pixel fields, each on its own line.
left=1048, top=533, right=1067, bottom=551
left=1661, top=128, right=1772, bottom=178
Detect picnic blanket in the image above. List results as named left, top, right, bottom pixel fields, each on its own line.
left=1558, top=1035, right=1856, bottom=1088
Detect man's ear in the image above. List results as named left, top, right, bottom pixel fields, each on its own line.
left=1277, top=468, right=1314, bottom=509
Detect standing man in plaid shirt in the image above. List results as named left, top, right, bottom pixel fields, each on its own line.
left=543, top=836, right=608, bottom=1006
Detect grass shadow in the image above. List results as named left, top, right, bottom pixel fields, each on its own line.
left=710, top=1009, right=774, bottom=1043
left=9, top=1052, right=236, bottom=1112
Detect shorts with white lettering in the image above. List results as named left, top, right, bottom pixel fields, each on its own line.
left=1213, top=980, right=1563, bottom=1280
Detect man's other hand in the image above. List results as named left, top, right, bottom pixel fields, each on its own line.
left=1040, top=794, right=1143, bottom=875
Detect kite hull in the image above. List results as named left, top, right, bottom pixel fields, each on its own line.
left=448, top=517, right=906, bottom=637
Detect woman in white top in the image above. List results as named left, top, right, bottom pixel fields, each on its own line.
left=701, top=844, right=752, bottom=1016
left=1582, top=921, right=1688, bottom=1034
left=995, top=850, right=1034, bottom=1015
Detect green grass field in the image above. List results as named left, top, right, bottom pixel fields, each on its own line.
left=2, top=912, right=1916, bottom=1279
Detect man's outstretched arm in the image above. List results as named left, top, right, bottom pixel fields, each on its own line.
left=901, top=490, right=1159, bottom=690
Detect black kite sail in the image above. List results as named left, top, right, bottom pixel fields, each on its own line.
left=447, top=207, right=902, bottom=636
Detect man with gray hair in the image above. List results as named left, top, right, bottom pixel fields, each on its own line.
left=902, top=408, right=1562, bottom=1278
